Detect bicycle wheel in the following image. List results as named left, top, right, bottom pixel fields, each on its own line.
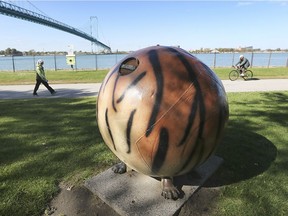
left=244, top=70, right=253, bottom=80
left=229, top=70, right=239, bottom=81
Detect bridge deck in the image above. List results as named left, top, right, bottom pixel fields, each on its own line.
left=0, top=0, right=111, bottom=51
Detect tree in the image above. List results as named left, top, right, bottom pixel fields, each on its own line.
left=28, top=50, right=36, bottom=56
left=4, top=48, right=23, bottom=56
left=5, top=48, right=12, bottom=55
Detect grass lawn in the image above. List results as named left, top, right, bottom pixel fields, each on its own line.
left=0, top=67, right=287, bottom=85
left=213, top=91, right=288, bottom=215
left=0, top=98, right=118, bottom=216
left=0, top=70, right=109, bottom=85
left=0, top=91, right=287, bottom=216
left=213, top=67, right=288, bottom=80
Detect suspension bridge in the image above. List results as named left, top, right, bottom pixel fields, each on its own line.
left=0, top=0, right=111, bottom=52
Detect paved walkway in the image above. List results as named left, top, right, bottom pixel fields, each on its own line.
left=0, top=79, right=287, bottom=99
left=0, top=83, right=102, bottom=99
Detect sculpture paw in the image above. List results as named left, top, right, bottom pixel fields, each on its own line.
left=112, top=162, right=127, bottom=174
left=161, top=177, right=180, bottom=200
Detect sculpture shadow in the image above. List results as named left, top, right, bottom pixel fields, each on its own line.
left=204, top=91, right=288, bottom=187
left=167, top=126, right=277, bottom=191
left=175, top=91, right=287, bottom=188
left=204, top=126, right=277, bottom=187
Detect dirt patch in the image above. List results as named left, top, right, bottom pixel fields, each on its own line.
left=44, top=183, right=220, bottom=216
left=44, top=184, right=118, bottom=216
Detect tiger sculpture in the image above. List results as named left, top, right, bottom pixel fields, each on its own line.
left=96, top=45, right=229, bottom=200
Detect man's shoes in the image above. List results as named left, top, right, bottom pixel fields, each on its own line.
left=51, top=91, right=57, bottom=95
left=33, top=93, right=38, bottom=96
left=240, top=73, right=245, bottom=77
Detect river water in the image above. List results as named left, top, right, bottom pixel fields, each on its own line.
left=0, top=52, right=287, bottom=72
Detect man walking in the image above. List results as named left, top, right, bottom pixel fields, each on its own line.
left=33, top=59, right=56, bottom=96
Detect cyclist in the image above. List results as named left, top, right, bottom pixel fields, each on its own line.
left=234, top=55, right=250, bottom=76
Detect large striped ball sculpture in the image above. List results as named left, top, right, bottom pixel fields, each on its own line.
left=97, top=45, right=229, bottom=199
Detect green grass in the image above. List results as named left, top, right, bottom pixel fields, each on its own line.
left=0, top=69, right=109, bottom=85
left=213, top=67, right=288, bottom=80
left=0, top=91, right=288, bottom=216
left=0, top=98, right=117, bottom=216
left=0, top=67, right=287, bottom=85
left=211, top=91, right=288, bottom=215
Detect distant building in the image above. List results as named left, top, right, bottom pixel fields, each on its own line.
left=238, top=46, right=253, bottom=51
left=210, top=49, right=220, bottom=53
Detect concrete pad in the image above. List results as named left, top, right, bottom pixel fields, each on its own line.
left=85, top=155, right=223, bottom=216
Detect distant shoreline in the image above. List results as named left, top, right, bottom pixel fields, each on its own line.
left=1, top=50, right=288, bottom=57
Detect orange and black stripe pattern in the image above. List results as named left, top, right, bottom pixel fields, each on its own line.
left=97, top=46, right=229, bottom=177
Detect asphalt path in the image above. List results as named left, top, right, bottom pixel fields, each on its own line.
left=0, top=79, right=287, bottom=99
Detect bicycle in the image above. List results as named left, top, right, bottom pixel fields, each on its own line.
left=229, top=66, right=253, bottom=81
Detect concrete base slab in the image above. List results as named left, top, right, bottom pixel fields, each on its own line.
left=85, top=155, right=223, bottom=216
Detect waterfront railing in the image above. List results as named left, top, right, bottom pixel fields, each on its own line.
left=0, top=52, right=287, bottom=72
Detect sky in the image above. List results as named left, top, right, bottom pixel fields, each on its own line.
left=0, top=0, right=288, bottom=52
